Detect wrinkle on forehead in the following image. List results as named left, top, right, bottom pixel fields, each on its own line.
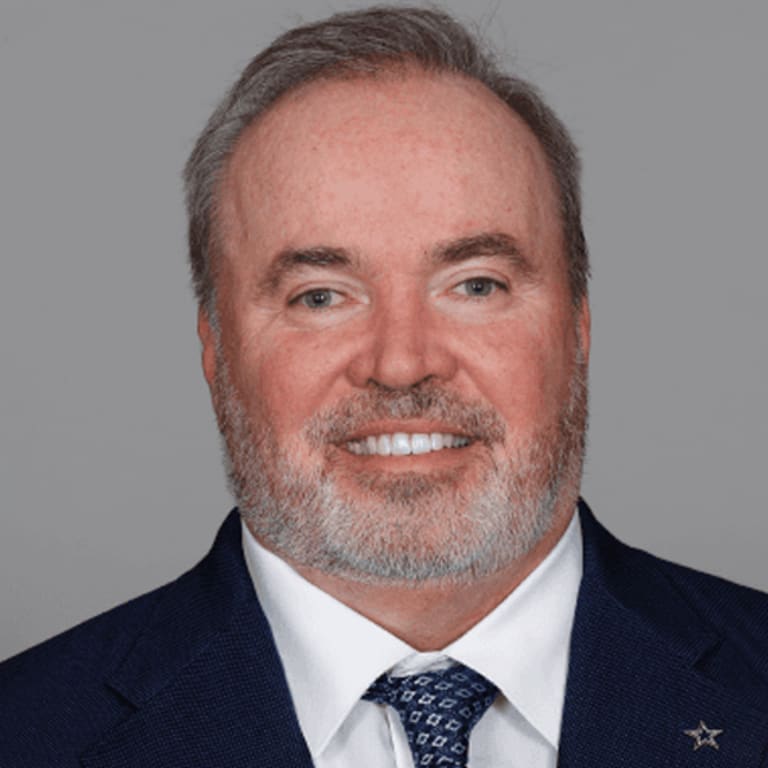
left=218, top=68, right=563, bottom=278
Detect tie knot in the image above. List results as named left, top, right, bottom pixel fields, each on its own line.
left=363, top=662, right=498, bottom=767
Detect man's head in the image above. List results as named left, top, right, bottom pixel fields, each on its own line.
left=187, top=7, right=591, bottom=585
left=185, top=6, right=588, bottom=313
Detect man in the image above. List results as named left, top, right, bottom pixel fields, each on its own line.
left=1, top=6, right=767, bottom=767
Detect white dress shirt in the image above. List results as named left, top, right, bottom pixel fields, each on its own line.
left=242, top=511, right=582, bottom=768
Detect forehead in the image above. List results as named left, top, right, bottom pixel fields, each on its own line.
left=219, top=69, right=562, bottom=269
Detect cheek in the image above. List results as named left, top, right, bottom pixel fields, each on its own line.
left=242, top=332, right=348, bottom=435
left=457, top=317, right=576, bottom=428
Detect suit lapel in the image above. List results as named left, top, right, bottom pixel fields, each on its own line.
left=80, top=511, right=314, bottom=768
left=559, top=502, right=768, bottom=767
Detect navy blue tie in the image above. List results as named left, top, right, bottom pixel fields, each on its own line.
left=363, top=663, right=498, bottom=767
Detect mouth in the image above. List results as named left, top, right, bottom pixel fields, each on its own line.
left=344, top=432, right=473, bottom=457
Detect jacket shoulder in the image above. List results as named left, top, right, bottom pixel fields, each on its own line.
left=616, top=536, right=768, bottom=710
left=652, top=552, right=768, bottom=677
left=0, top=512, right=246, bottom=767
left=0, top=580, right=169, bottom=767
left=579, top=502, right=768, bottom=710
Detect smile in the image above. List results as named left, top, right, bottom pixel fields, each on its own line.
left=345, top=432, right=472, bottom=456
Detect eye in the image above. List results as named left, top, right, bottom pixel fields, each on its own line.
left=454, top=277, right=506, bottom=298
left=291, top=288, right=343, bottom=309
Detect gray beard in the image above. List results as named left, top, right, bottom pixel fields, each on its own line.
left=212, top=350, right=588, bottom=585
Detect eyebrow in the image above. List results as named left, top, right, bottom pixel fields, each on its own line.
left=262, top=246, right=357, bottom=293
left=259, top=231, right=536, bottom=294
left=432, top=232, right=537, bottom=278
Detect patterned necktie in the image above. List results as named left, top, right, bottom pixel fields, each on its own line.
left=362, top=663, right=498, bottom=767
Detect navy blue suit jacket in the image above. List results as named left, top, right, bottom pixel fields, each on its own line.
left=2, top=501, right=768, bottom=767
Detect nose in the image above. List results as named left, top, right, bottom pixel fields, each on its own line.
left=345, top=293, right=458, bottom=390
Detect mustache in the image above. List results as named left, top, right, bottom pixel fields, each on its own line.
left=304, top=382, right=506, bottom=446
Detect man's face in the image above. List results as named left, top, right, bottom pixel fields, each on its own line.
left=201, top=71, right=590, bottom=583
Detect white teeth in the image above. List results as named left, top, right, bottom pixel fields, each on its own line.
left=345, top=432, right=471, bottom=456
left=391, top=432, right=411, bottom=455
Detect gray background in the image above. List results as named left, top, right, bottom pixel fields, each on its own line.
left=1, top=0, right=766, bottom=661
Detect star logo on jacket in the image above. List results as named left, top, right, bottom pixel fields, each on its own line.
left=684, top=721, right=724, bottom=750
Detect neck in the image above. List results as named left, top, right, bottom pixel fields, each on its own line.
left=283, top=508, right=574, bottom=651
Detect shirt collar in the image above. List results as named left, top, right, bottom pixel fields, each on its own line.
left=241, top=509, right=582, bottom=757
left=241, top=527, right=413, bottom=757
left=445, top=510, right=582, bottom=746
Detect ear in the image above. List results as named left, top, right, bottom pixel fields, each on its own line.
left=576, top=297, right=591, bottom=363
left=197, top=306, right=218, bottom=391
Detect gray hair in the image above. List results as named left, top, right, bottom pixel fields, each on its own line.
left=183, top=5, right=589, bottom=313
